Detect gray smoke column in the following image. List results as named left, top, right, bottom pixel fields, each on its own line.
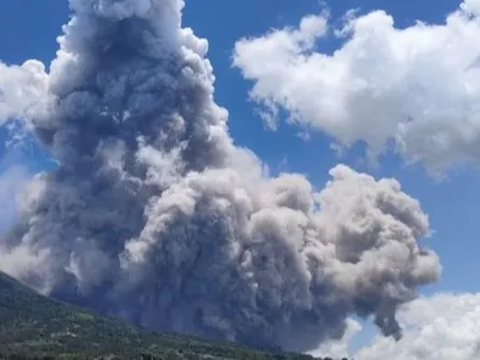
left=0, top=0, right=441, bottom=352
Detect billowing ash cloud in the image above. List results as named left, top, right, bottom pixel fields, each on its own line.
left=0, top=0, right=440, bottom=352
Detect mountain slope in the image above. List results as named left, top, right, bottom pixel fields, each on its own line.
left=0, top=272, right=325, bottom=360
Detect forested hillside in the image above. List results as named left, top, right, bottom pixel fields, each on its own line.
left=0, top=272, right=348, bottom=360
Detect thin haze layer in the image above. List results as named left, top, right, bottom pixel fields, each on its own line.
left=0, top=0, right=440, bottom=352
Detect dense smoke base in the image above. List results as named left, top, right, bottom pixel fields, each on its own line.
left=0, top=0, right=440, bottom=352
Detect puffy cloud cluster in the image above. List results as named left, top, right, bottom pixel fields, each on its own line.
left=233, top=0, right=480, bottom=171
left=308, top=293, right=480, bottom=360
left=0, top=60, right=53, bottom=128
left=0, top=0, right=439, bottom=353
left=358, top=293, right=480, bottom=360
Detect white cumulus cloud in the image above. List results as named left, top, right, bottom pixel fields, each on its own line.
left=355, top=293, right=480, bottom=360
left=233, top=0, right=480, bottom=171
left=0, top=60, right=53, bottom=128
left=308, top=292, right=480, bottom=360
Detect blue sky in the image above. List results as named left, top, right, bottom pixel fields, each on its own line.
left=1, top=0, right=480, bottom=357
left=186, top=0, right=480, bottom=299
left=1, top=0, right=478, bottom=293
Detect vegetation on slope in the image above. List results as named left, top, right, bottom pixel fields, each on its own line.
left=0, top=272, right=349, bottom=360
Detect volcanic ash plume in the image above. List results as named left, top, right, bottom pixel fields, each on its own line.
left=0, top=0, right=440, bottom=352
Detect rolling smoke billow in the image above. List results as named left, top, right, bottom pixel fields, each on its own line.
left=0, top=0, right=441, bottom=352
